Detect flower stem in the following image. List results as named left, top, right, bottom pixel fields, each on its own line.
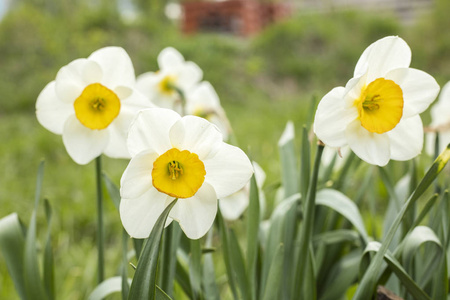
left=95, top=156, right=105, bottom=283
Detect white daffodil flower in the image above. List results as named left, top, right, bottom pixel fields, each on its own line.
left=219, top=161, right=266, bottom=221
left=136, top=47, right=203, bottom=113
left=185, top=81, right=232, bottom=141
left=119, top=108, right=253, bottom=240
left=426, top=81, right=450, bottom=155
left=314, top=36, right=440, bottom=166
left=36, top=47, right=152, bottom=165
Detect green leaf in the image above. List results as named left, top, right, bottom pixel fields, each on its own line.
left=175, top=255, right=193, bottom=298
left=202, top=230, right=220, bottom=300
left=229, top=229, right=250, bottom=300
left=246, top=174, right=260, bottom=300
left=401, top=226, right=443, bottom=287
left=361, top=241, right=431, bottom=300
left=316, top=189, right=368, bottom=243
left=354, top=144, right=450, bottom=300
left=24, top=161, right=48, bottom=300
left=122, top=229, right=130, bottom=299
left=88, top=277, right=132, bottom=300
left=217, top=210, right=239, bottom=300
left=159, top=223, right=182, bottom=297
left=155, top=286, right=173, bottom=300
left=261, top=243, right=284, bottom=300
left=278, top=121, right=300, bottom=198
left=260, top=194, right=297, bottom=299
left=188, top=239, right=202, bottom=300
left=102, top=172, right=121, bottom=211
left=313, top=229, right=361, bottom=246
left=0, top=213, right=26, bottom=299
left=292, top=144, right=324, bottom=298
left=319, top=250, right=360, bottom=300
left=43, top=199, right=54, bottom=300
left=127, top=199, right=177, bottom=300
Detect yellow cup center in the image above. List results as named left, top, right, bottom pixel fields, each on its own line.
left=158, top=75, right=177, bottom=96
left=74, top=83, right=121, bottom=130
left=152, top=148, right=206, bottom=199
left=354, top=78, right=404, bottom=134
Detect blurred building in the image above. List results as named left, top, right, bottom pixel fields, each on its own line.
left=181, top=0, right=292, bottom=36
left=180, top=0, right=434, bottom=35
left=295, top=0, right=434, bottom=24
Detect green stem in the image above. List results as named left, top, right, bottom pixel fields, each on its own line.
left=293, top=143, right=324, bottom=297
left=95, top=156, right=105, bottom=284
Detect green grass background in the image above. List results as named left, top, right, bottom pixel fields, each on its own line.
left=1, top=0, right=450, bottom=298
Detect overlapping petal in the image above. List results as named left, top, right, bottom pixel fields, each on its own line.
left=54, top=59, right=87, bottom=103
left=169, top=115, right=223, bottom=160
left=62, top=116, right=109, bottom=165
left=354, top=36, right=411, bottom=81
left=121, top=150, right=159, bottom=199
left=158, top=47, right=185, bottom=70
left=169, top=183, right=217, bottom=239
left=345, top=120, right=391, bottom=166
left=36, top=82, right=74, bottom=134
left=120, top=189, right=174, bottom=239
left=204, top=143, right=254, bottom=198
left=88, top=47, right=135, bottom=88
left=127, top=108, right=181, bottom=156
left=387, top=116, right=423, bottom=161
left=314, top=87, right=357, bottom=147
left=386, top=68, right=440, bottom=117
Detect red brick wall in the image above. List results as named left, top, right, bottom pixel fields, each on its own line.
left=182, top=1, right=291, bottom=36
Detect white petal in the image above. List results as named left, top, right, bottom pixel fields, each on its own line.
left=88, top=47, right=135, bottom=88
left=169, top=183, right=217, bottom=239
left=158, top=47, right=185, bottom=70
left=104, top=91, right=154, bottom=158
left=36, top=81, right=74, bottom=134
left=354, top=36, right=411, bottom=82
left=185, top=81, right=220, bottom=112
left=204, top=143, right=253, bottom=198
left=387, top=116, right=423, bottom=161
left=438, top=131, right=450, bottom=154
left=386, top=68, right=440, bottom=118
left=127, top=108, right=181, bottom=157
left=169, top=116, right=224, bottom=160
left=54, top=58, right=87, bottom=103
left=219, top=189, right=248, bottom=221
left=177, top=61, right=203, bottom=90
left=82, top=60, right=103, bottom=84
left=431, top=82, right=450, bottom=126
left=313, top=87, right=357, bottom=147
left=62, top=116, right=109, bottom=165
left=136, top=72, right=159, bottom=97
left=120, top=150, right=159, bottom=199
left=120, top=189, right=174, bottom=239
left=103, top=115, right=132, bottom=159
left=345, top=120, right=391, bottom=166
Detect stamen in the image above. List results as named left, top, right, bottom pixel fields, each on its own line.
left=168, top=161, right=183, bottom=180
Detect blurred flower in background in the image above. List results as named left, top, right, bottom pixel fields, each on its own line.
left=220, top=161, right=266, bottom=221
left=120, top=108, right=253, bottom=239
left=426, top=81, right=450, bottom=155
left=36, top=47, right=152, bottom=165
left=136, top=47, right=203, bottom=113
left=185, top=81, right=232, bottom=141
left=314, top=36, right=440, bottom=166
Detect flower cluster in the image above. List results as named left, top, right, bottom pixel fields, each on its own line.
left=36, top=36, right=444, bottom=240
left=36, top=46, right=253, bottom=239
